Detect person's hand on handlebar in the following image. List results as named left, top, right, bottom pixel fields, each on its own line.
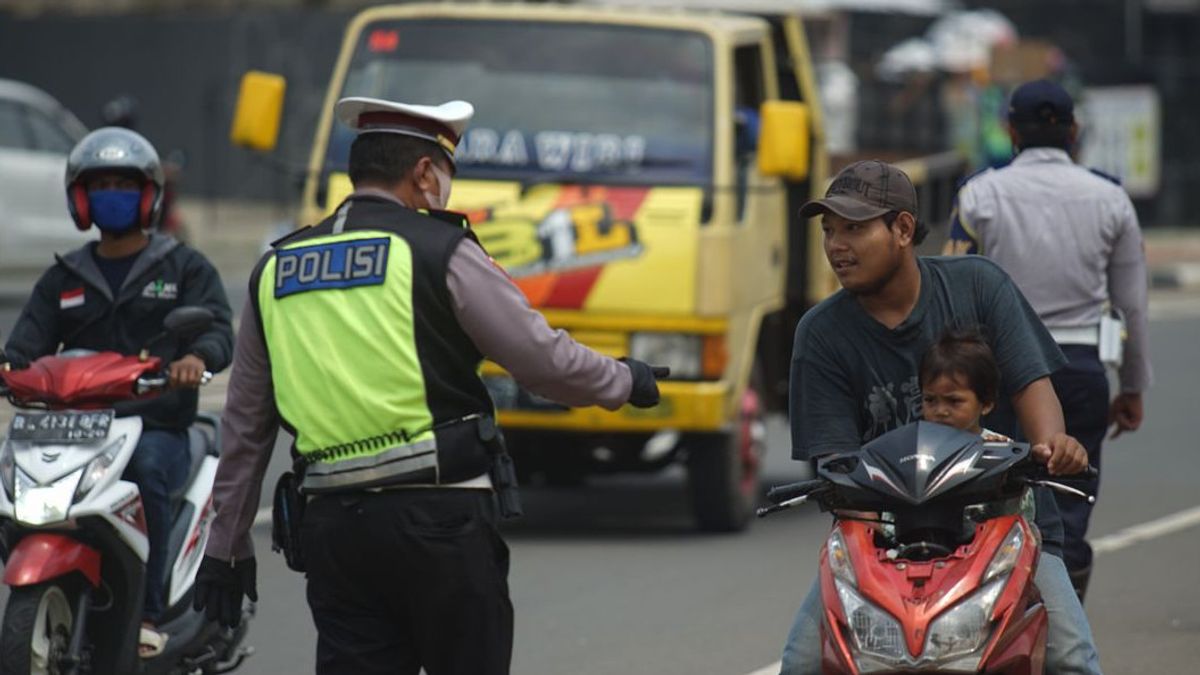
left=1031, top=432, right=1089, bottom=476
left=168, top=354, right=207, bottom=389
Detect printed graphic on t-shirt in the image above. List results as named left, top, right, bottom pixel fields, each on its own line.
left=863, top=375, right=923, bottom=441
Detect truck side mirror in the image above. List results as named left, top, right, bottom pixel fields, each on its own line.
left=230, top=70, right=287, bottom=152
left=756, top=101, right=811, bottom=181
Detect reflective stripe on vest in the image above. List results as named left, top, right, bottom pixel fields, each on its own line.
left=258, top=230, right=439, bottom=489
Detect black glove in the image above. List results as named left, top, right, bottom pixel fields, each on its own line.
left=193, top=555, right=258, bottom=628
left=621, top=358, right=669, bottom=408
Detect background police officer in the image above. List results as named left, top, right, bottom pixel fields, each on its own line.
left=945, top=79, right=1153, bottom=601
left=192, top=96, right=665, bottom=674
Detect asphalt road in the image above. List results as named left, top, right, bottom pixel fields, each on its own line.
left=1, top=292, right=1198, bottom=674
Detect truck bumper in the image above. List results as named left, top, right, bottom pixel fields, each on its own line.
left=488, top=378, right=729, bottom=433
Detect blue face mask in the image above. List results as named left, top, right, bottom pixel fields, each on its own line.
left=87, top=189, right=141, bottom=232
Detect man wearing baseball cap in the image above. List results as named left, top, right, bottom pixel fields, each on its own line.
left=945, top=79, right=1152, bottom=604
left=779, top=160, right=1102, bottom=673
left=195, top=97, right=666, bottom=673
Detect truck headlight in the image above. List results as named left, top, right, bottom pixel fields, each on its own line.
left=628, top=333, right=726, bottom=380
left=834, top=578, right=906, bottom=663
left=74, top=435, right=126, bottom=501
left=923, top=574, right=1007, bottom=664
left=629, top=333, right=701, bottom=379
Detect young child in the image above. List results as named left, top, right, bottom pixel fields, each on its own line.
left=919, top=328, right=1037, bottom=524
left=918, top=328, right=1008, bottom=442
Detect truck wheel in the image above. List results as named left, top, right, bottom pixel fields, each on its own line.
left=685, top=377, right=765, bottom=532
left=1, top=583, right=75, bottom=675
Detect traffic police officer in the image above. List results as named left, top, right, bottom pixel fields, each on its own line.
left=193, top=96, right=664, bottom=674
left=945, top=79, right=1153, bottom=601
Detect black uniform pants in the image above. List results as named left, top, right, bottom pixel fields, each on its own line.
left=301, top=488, right=513, bottom=675
left=1050, top=344, right=1110, bottom=574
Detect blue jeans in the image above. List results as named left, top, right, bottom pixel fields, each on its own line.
left=780, top=552, right=1101, bottom=674
left=122, top=429, right=189, bottom=622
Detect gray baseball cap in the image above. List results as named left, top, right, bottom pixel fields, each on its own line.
left=799, top=160, right=918, bottom=221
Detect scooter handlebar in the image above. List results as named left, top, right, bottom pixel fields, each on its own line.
left=136, top=371, right=213, bottom=394
left=766, top=479, right=826, bottom=505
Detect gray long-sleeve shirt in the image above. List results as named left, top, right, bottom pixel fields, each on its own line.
left=205, top=195, right=632, bottom=561
left=947, top=148, right=1152, bottom=392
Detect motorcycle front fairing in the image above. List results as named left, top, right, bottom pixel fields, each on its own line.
left=0, top=416, right=149, bottom=562
left=814, top=423, right=1047, bottom=673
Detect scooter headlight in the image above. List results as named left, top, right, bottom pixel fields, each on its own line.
left=834, top=578, right=906, bottom=663
left=923, top=574, right=1008, bottom=666
left=827, top=529, right=858, bottom=586
left=0, top=439, right=15, bottom=500
left=74, top=434, right=126, bottom=501
left=984, top=522, right=1025, bottom=583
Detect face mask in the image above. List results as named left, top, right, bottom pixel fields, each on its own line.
left=421, top=162, right=453, bottom=210
left=88, top=189, right=141, bottom=232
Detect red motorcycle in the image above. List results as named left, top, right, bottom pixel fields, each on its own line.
left=760, top=421, right=1093, bottom=674
left=0, top=307, right=251, bottom=674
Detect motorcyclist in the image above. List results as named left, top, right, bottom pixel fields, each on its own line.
left=1, top=127, right=233, bottom=657
left=780, top=160, right=1100, bottom=673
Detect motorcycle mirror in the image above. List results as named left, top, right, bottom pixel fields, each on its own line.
left=163, top=306, right=214, bottom=337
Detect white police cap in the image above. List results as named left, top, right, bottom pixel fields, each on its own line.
left=334, top=97, right=474, bottom=164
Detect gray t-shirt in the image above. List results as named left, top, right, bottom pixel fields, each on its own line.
left=789, top=256, right=1068, bottom=553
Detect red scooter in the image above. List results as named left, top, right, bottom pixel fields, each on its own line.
left=760, top=421, right=1093, bottom=674
left=0, top=307, right=251, bottom=674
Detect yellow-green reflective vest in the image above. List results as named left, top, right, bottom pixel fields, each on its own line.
left=253, top=196, right=494, bottom=492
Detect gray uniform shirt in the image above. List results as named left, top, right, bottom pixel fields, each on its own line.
left=205, top=192, right=632, bottom=561
left=949, top=148, right=1152, bottom=392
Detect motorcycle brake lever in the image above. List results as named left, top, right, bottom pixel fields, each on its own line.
left=1025, top=479, right=1096, bottom=503
left=755, top=494, right=810, bottom=518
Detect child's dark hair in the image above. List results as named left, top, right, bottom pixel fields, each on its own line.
left=919, top=328, right=1000, bottom=405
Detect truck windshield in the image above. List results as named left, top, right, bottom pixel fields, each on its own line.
left=324, top=19, right=713, bottom=188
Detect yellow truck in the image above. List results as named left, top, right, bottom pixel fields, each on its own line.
left=232, top=2, right=962, bottom=531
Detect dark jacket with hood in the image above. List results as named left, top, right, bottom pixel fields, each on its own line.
left=2, top=234, right=234, bottom=431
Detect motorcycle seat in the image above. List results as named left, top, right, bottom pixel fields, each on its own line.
left=168, top=418, right=217, bottom=505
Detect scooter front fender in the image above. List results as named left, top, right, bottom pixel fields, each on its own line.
left=3, top=532, right=101, bottom=587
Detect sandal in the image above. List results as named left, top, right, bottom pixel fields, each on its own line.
left=139, top=625, right=168, bottom=658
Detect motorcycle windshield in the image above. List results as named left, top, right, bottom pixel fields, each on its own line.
left=826, top=421, right=1028, bottom=507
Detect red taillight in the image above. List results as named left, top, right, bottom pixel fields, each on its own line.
left=367, top=29, right=399, bottom=53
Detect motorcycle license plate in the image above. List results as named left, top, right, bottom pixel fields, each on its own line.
left=8, top=410, right=115, bottom=443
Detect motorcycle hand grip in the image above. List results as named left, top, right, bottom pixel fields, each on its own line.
left=766, top=479, right=826, bottom=505
left=650, top=366, right=671, bottom=379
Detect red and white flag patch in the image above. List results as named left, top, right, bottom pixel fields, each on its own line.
left=60, top=287, right=85, bottom=309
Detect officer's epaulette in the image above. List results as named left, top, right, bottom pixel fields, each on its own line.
left=416, top=208, right=471, bottom=230
left=1088, top=168, right=1123, bottom=186
left=955, top=165, right=996, bottom=191
left=268, top=224, right=313, bottom=249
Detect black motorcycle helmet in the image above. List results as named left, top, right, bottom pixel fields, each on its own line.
left=64, top=127, right=164, bottom=231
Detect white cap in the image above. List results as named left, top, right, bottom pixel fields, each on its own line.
left=334, top=97, right=474, bottom=164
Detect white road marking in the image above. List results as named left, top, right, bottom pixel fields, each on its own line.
left=1090, top=504, right=1200, bottom=554
left=739, top=502, right=1200, bottom=675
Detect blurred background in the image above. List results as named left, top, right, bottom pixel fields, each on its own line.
left=0, top=2, right=1197, bottom=674
left=1, top=0, right=1195, bottom=224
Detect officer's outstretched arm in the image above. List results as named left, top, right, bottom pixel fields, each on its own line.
left=446, top=239, right=632, bottom=410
